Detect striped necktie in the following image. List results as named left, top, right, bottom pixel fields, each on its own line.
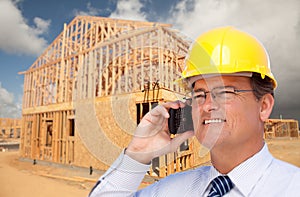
left=207, top=175, right=234, bottom=197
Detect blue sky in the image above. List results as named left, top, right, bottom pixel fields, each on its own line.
left=0, top=0, right=300, bottom=122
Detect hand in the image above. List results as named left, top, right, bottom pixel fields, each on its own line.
left=125, top=101, right=194, bottom=164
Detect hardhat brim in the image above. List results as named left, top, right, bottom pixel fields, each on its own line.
left=187, top=72, right=253, bottom=86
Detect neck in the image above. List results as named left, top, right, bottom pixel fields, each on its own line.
left=210, top=139, right=264, bottom=174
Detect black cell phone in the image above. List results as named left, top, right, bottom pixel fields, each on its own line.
left=168, top=105, right=194, bottom=134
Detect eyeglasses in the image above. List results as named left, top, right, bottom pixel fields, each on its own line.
left=184, top=86, right=255, bottom=106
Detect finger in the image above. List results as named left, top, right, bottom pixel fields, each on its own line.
left=149, top=101, right=183, bottom=121
left=150, top=104, right=169, bottom=118
left=145, top=101, right=184, bottom=128
left=137, top=110, right=167, bottom=136
left=169, top=131, right=194, bottom=152
left=161, top=101, right=183, bottom=109
left=145, top=109, right=167, bottom=125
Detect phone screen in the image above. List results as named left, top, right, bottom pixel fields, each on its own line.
left=168, top=105, right=194, bottom=134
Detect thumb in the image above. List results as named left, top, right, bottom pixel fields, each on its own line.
left=169, top=131, right=194, bottom=152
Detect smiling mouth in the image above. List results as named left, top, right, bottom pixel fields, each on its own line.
left=203, top=119, right=226, bottom=125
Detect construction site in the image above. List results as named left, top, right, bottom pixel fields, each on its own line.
left=0, top=118, right=21, bottom=139
left=18, top=15, right=200, bottom=178
left=3, top=16, right=296, bottom=179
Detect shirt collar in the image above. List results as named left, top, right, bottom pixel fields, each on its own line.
left=205, top=143, right=273, bottom=196
left=228, top=143, right=273, bottom=196
left=202, top=166, right=221, bottom=195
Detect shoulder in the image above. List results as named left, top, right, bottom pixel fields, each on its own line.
left=268, top=157, right=300, bottom=186
left=137, top=166, right=212, bottom=196
left=271, top=159, right=300, bottom=194
left=271, top=158, right=300, bottom=173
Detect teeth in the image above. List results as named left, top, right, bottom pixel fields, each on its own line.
left=204, top=119, right=225, bottom=124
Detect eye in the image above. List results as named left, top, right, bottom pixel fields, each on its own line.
left=223, top=90, right=235, bottom=94
left=214, top=88, right=235, bottom=98
left=193, top=93, right=206, bottom=100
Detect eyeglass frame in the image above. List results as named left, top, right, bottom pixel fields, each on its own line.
left=183, top=86, right=256, bottom=106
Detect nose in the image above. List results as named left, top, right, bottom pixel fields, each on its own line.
left=202, top=93, right=219, bottom=112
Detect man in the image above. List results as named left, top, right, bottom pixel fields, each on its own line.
left=89, top=26, right=300, bottom=196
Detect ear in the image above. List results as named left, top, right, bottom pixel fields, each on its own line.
left=259, top=94, right=274, bottom=121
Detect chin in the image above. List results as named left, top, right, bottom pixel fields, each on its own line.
left=196, top=126, right=228, bottom=148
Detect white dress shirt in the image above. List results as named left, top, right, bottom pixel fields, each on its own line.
left=89, top=144, right=300, bottom=197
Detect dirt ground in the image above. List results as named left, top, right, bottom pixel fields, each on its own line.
left=265, top=138, right=300, bottom=167
left=0, top=138, right=300, bottom=197
left=0, top=151, right=95, bottom=197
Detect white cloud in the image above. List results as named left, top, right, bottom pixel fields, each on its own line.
left=168, top=0, right=299, bottom=40
left=0, top=82, right=22, bottom=118
left=73, top=2, right=104, bottom=16
left=0, top=0, right=50, bottom=56
left=73, top=0, right=147, bottom=22
left=109, top=0, right=147, bottom=21
left=33, top=17, right=51, bottom=35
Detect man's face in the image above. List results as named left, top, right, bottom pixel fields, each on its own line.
left=191, top=76, right=262, bottom=150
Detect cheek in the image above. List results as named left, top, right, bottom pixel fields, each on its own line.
left=225, top=103, right=260, bottom=132
left=225, top=112, right=241, bottom=131
left=192, top=108, right=199, bottom=126
left=191, top=107, right=202, bottom=139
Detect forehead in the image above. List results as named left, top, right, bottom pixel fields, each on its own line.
left=193, top=76, right=251, bottom=89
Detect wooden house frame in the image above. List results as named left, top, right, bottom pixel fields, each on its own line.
left=19, top=16, right=210, bottom=178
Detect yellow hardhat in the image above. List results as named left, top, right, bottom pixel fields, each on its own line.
left=182, top=26, right=277, bottom=88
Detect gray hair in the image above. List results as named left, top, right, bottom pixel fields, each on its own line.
left=250, top=73, right=275, bottom=100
